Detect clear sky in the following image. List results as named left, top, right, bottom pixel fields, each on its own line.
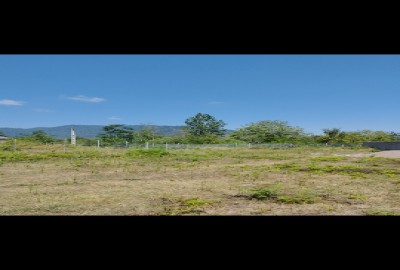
left=0, top=55, right=399, bottom=134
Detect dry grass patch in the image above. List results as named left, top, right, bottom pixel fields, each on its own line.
left=1, top=144, right=399, bottom=215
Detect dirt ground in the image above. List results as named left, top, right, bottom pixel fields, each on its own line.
left=345, top=150, right=400, bottom=158
left=1, top=145, right=399, bottom=215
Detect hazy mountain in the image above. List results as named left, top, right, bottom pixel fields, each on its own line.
left=0, top=125, right=185, bottom=139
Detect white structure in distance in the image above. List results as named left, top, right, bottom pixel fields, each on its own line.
left=71, top=128, right=76, bottom=145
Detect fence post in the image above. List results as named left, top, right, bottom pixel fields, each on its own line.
left=126, top=141, right=128, bottom=148
left=165, top=143, right=168, bottom=151
left=14, top=139, right=17, bottom=151
left=64, top=138, right=66, bottom=153
left=248, top=143, right=251, bottom=148
left=145, top=142, right=149, bottom=149
left=97, top=140, right=100, bottom=148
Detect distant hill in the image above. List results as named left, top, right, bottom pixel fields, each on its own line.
left=0, top=125, right=185, bottom=139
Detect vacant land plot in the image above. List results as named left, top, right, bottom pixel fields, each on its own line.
left=1, top=143, right=399, bottom=215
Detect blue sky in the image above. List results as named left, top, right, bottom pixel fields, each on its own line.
left=0, top=55, right=399, bottom=134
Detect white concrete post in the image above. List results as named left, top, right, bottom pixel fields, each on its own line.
left=71, top=128, right=76, bottom=146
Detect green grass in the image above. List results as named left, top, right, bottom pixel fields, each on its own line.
left=182, top=198, right=212, bottom=207
left=272, top=163, right=301, bottom=171
left=126, top=148, right=170, bottom=158
left=270, top=162, right=400, bottom=178
left=247, top=186, right=318, bottom=204
left=309, top=156, right=346, bottom=162
left=160, top=197, right=214, bottom=215
left=249, top=186, right=280, bottom=200
left=276, top=195, right=317, bottom=204
left=0, top=147, right=111, bottom=164
left=348, top=194, right=368, bottom=200
left=366, top=209, right=399, bottom=216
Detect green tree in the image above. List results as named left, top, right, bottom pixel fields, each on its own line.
left=98, top=125, right=136, bottom=143
left=355, top=130, right=393, bottom=142
left=341, top=132, right=363, bottom=144
left=136, top=126, right=162, bottom=143
left=26, top=130, right=56, bottom=143
left=390, top=132, right=400, bottom=141
left=184, top=113, right=227, bottom=139
left=317, top=128, right=346, bottom=143
left=231, top=120, right=307, bottom=143
left=317, top=129, right=395, bottom=144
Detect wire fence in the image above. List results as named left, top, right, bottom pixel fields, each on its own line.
left=74, top=141, right=363, bottom=149
left=3, top=138, right=364, bottom=152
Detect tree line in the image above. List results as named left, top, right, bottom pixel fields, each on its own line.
left=1, top=113, right=399, bottom=144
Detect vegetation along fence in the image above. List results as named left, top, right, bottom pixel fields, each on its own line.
left=75, top=141, right=363, bottom=149
left=2, top=138, right=363, bottom=151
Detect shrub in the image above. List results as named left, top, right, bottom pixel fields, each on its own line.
left=250, top=186, right=280, bottom=200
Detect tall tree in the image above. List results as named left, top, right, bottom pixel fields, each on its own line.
left=184, top=113, right=226, bottom=137
left=390, top=131, right=400, bottom=141
left=99, top=125, right=135, bottom=142
left=316, top=128, right=346, bottom=143
left=26, top=130, right=56, bottom=143
left=231, top=120, right=306, bottom=143
left=137, top=124, right=163, bottom=142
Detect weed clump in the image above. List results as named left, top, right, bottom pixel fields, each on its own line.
left=247, top=186, right=318, bottom=204
left=272, top=163, right=301, bottom=172
left=310, top=156, right=345, bottom=162
left=366, top=209, right=399, bottom=216
left=126, top=149, right=170, bottom=158
left=277, top=190, right=318, bottom=204
left=182, top=198, right=211, bottom=207
left=348, top=194, right=368, bottom=200
left=250, top=186, right=280, bottom=200
left=160, top=197, right=213, bottom=215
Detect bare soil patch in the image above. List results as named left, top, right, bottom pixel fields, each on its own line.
left=345, top=150, right=400, bottom=158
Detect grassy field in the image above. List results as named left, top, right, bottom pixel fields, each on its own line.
left=1, top=142, right=400, bottom=215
